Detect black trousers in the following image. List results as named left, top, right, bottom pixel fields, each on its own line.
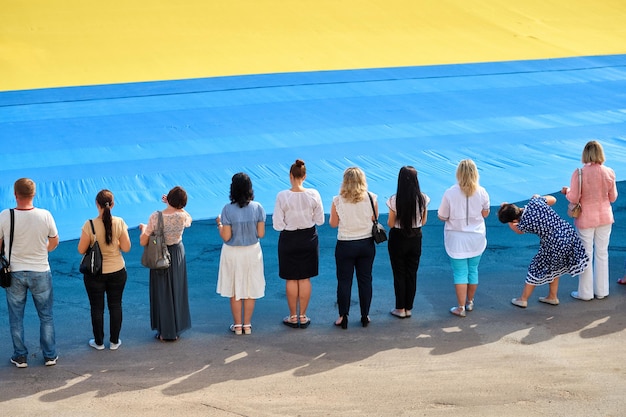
left=387, top=227, right=422, bottom=311
left=83, top=268, right=127, bottom=345
left=335, top=238, right=375, bottom=318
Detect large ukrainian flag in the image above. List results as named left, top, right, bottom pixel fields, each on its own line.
left=1, top=1, right=625, bottom=239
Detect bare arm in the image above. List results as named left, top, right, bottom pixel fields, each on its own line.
left=329, top=202, right=339, bottom=228
left=543, top=195, right=556, bottom=206
left=256, top=221, right=265, bottom=239
left=216, top=215, right=232, bottom=242
left=138, top=223, right=150, bottom=246
left=47, top=235, right=59, bottom=252
left=387, top=208, right=396, bottom=228
left=118, top=228, right=131, bottom=253
left=77, top=230, right=91, bottom=254
left=508, top=221, right=523, bottom=234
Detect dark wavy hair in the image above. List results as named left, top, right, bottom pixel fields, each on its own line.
left=497, top=203, right=521, bottom=223
left=96, top=189, right=114, bottom=245
left=395, top=166, right=426, bottom=234
left=229, top=172, right=254, bottom=208
left=167, top=186, right=187, bottom=209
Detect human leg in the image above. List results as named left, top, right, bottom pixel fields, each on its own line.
left=450, top=258, right=468, bottom=305
left=335, top=241, right=355, bottom=318
left=547, top=277, right=560, bottom=299
left=593, top=224, right=612, bottom=298
left=404, top=230, right=422, bottom=312
left=387, top=228, right=407, bottom=312
left=229, top=297, right=243, bottom=334
left=6, top=271, right=29, bottom=358
left=28, top=271, right=56, bottom=359
left=285, top=280, right=298, bottom=317
left=243, top=299, right=255, bottom=334
left=575, top=227, right=595, bottom=300
left=105, top=269, right=127, bottom=344
left=355, top=239, right=375, bottom=321
left=83, top=274, right=106, bottom=345
left=297, top=279, right=312, bottom=317
left=465, top=254, right=481, bottom=309
left=511, top=282, right=536, bottom=308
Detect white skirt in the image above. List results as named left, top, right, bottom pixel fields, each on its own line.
left=216, top=242, right=265, bottom=300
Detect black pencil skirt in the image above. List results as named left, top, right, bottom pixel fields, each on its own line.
left=278, top=226, right=319, bottom=280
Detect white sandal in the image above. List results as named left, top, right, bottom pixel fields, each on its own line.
left=230, top=324, right=243, bottom=335
left=242, top=324, right=252, bottom=335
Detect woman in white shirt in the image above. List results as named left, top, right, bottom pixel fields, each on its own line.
left=273, top=159, right=324, bottom=329
left=438, top=160, right=490, bottom=318
left=387, top=166, right=430, bottom=319
left=329, top=167, right=379, bottom=329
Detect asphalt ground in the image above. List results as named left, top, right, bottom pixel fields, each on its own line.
left=0, top=184, right=624, bottom=416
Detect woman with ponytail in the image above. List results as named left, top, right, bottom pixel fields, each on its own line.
left=78, top=189, right=131, bottom=350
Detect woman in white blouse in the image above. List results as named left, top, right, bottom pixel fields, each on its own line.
left=329, top=167, right=379, bottom=329
left=438, top=160, right=490, bottom=318
left=273, top=159, right=324, bottom=329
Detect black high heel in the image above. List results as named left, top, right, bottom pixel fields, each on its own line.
left=334, top=315, right=348, bottom=329
left=361, top=316, right=370, bottom=328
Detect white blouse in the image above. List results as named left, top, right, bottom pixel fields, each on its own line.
left=333, top=193, right=377, bottom=241
left=437, top=184, right=490, bottom=259
left=273, top=188, right=325, bottom=231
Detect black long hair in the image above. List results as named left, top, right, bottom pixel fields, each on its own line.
left=395, top=166, right=425, bottom=234
left=229, top=172, right=254, bottom=208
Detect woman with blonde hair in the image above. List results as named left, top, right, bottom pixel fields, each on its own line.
left=562, top=140, right=618, bottom=300
left=329, top=167, right=378, bottom=329
left=438, top=160, right=490, bottom=317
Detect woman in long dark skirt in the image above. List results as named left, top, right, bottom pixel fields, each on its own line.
left=139, top=186, right=192, bottom=341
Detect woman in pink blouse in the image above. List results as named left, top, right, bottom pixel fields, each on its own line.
left=562, top=141, right=618, bottom=301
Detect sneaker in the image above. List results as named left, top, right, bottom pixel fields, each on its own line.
left=44, top=356, right=58, bottom=366
left=110, top=339, right=122, bottom=350
left=10, top=355, right=28, bottom=368
left=570, top=291, right=592, bottom=301
left=465, top=299, right=474, bottom=312
left=89, top=339, right=105, bottom=350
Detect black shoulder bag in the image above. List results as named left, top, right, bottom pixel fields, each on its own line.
left=0, top=209, right=14, bottom=288
left=368, top=193, right=387, bottom=244
left=79, top=219, right=103, bottom=276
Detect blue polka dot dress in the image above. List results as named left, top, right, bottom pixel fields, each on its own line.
left=517, top=197, right=589, bottom=285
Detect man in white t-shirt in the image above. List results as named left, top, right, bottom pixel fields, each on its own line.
left=0, top=178, right=59, bottom=368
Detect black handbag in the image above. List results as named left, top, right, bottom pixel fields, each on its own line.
left=79, top=219, right=103, bottom=276
left=141, top=211, right=171, bottom=270
left=367, top=193, right=387, bottom=244
left=0, top=209, right=14, bottom=288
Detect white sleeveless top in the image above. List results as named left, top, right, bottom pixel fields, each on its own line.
left=333, top=193, right=376, bottom=241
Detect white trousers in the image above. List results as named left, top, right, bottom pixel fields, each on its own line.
left=577, top=224, right=612, bottom=299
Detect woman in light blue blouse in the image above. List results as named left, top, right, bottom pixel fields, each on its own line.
left=216, top=173, right=266, bottom=335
